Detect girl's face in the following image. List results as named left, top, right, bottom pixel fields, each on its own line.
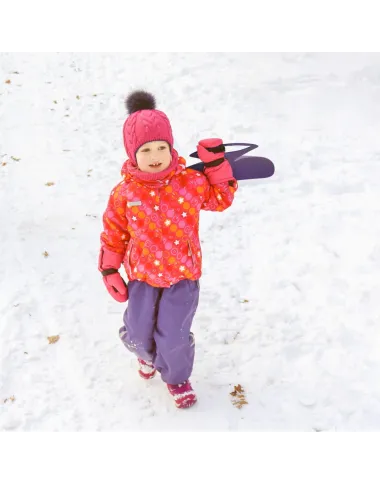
left=135, top=141, right=172, bottom=173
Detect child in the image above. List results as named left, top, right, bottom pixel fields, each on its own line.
left=98, top=91, right=238, bottom=409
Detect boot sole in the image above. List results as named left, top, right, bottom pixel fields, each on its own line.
left=175, top=396, right=197, bottom=409
left=138, top=370, right=156, bottom=380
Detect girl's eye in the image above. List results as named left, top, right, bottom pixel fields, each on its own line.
left=141, top=148, right=150, bottom=153
left=159, top=146, right=167, bottom=150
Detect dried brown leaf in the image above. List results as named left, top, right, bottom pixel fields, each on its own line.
left=42, top=251, right=49, bottom=258
left=47, top=335, right=60, bottom=344
left=5, top=79, right=11, bottom=84
left=230, top=384, right=248, bottom=409
left=235, top=384, right=244, bottom=394
left=45, top=181, right=55, bottom=186
left=232, top=399, right=248, bottom=409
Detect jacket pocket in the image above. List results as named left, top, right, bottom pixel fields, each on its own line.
left=187, top=240, right=195, bottom=268
left=126, top=240, right=134, bottom=274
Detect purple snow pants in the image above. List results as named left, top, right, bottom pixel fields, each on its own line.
left=119, top=279, right=200, bottom=385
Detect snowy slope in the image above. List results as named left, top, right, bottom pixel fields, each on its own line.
left=1, top=52, right=380, bottom=431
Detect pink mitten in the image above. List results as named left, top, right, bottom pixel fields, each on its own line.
left=102, top=272, right=128, bottom=303
left=197, top=138, right=233, bottom=184
left=197, top=138, right=225, bottom=164
left=98, top=247, right=128, bottom=303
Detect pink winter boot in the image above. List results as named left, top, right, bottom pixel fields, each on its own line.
left=138, top=358, right=156, bottom=380
left=167, top=381, right=197, bottom=409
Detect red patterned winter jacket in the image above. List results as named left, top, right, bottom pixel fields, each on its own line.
left=100, top=157, right=237, bottom=288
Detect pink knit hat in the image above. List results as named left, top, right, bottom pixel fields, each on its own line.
left=123, top=91, right=174, bottom=163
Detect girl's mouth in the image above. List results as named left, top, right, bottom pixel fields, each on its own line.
left=150, top=163, right=162, bottom=168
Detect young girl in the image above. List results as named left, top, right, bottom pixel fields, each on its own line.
left=98, top=91, right=238, bottom=409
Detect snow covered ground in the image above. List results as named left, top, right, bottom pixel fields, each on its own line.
left=1, top=52, right=380, bottom=431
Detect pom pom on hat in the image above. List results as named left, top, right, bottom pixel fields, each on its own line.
left=125, top=90, right=156, bottom=114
